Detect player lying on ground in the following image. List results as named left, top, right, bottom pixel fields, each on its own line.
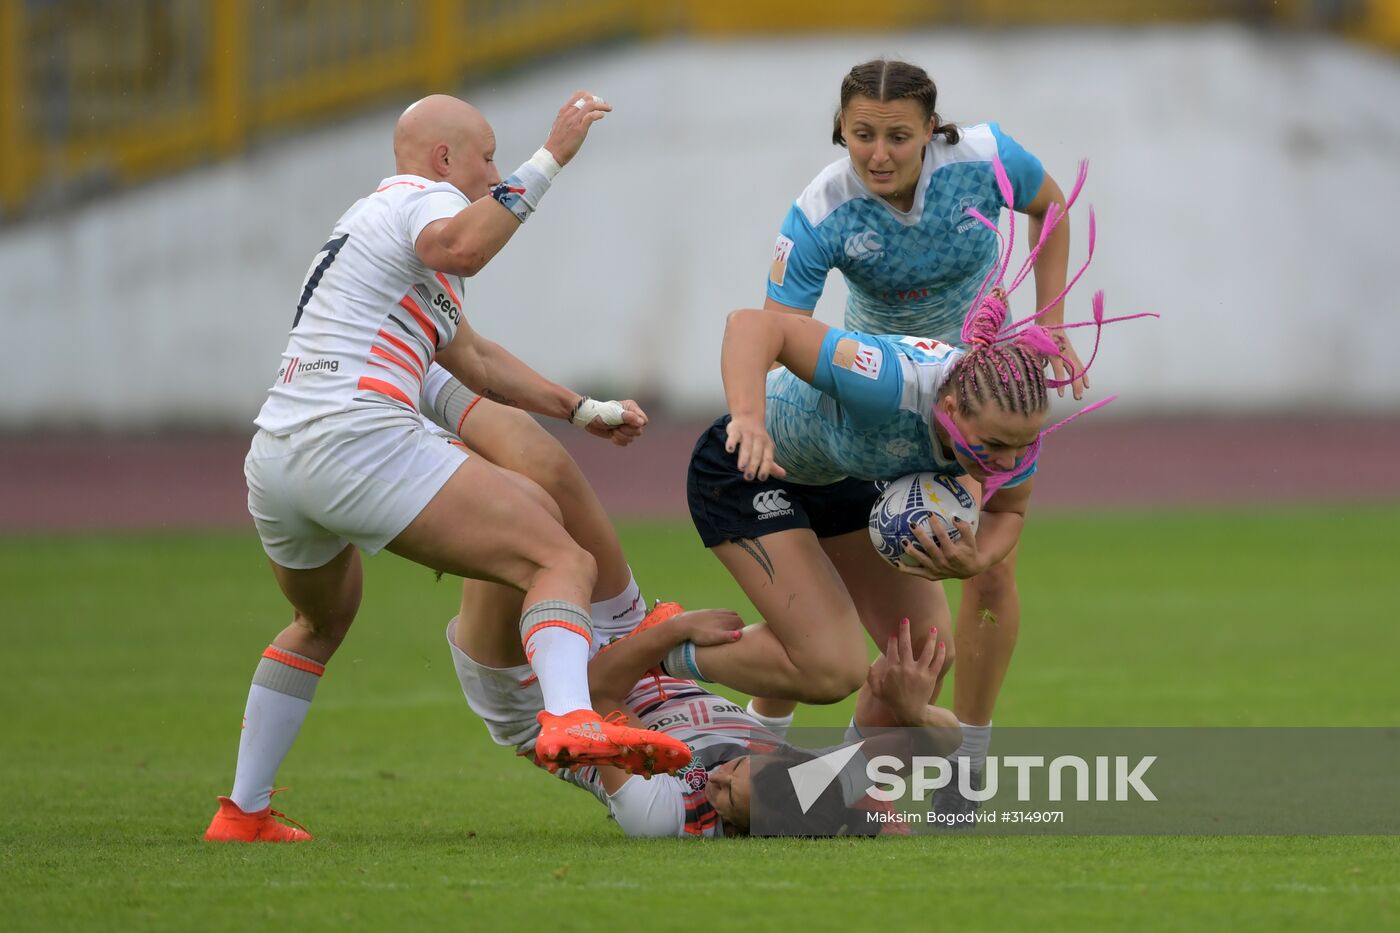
left=206, top=92, right=689, bottom=843
left=449, top=599, right=960, bottom=836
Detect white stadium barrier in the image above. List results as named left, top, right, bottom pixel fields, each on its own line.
left=2, top=26, right=1396, bottom=429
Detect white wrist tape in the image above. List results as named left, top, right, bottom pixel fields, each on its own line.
left=529, top=147, right=562, bottom=181
left=571, top=397, right=626, bottom=428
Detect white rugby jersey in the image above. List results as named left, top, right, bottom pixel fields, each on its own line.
left=560, top=676, right=782, bottom=838
left=255, top=175, right=469, bottom=435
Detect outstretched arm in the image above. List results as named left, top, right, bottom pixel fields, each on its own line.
left=588, top=609, right=744, bottom=706
left=586, top=609, right=743, bottom=796
left=415, top=92, right=612, bottom=276
left=719, top=309, right=830, bottom=481
left=433, top=325, right=646, bottom=445
left=856, top=619, right=961, bottom=758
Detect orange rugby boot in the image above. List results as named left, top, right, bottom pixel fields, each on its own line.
left=595, top=600, right=686, bottom=699
left=534, top=708, right=692, bottom=777
left=203, top=790, right=312, bottom=842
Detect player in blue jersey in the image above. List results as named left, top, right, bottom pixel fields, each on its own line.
left=668, top=295, right=1062, bottom=740
left=751, top=60, right=1085, bottom=787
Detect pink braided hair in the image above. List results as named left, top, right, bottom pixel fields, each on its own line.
left=942, top=156, right=1158, bottom=500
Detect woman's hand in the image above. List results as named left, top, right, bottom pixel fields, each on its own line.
left=897, top=517, right=985, bottom=581
left=725, top=416, right=787, bottom=481
left=1050, top=330, right=1088, bottom=401
left=866, top=619, right=947, bottom=724
left=675, top=608, right=745, bottom=647
left=583, top=399, right=647, bottom=447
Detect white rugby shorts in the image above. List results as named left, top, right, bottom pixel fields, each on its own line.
left=245, top=406, right=468, bottom=569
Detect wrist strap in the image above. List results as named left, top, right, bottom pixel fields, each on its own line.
left=490, top=153, right=554, bottom=223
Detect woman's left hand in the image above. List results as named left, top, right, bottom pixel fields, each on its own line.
left=896, top=517, right=985, bottom=581
left=866, top=619, right=947, bottom=723
left=1050, top=331, right=1088, bottom=401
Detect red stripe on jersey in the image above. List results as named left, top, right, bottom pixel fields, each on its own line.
left=434, top=271, right=463, bottom=307
left=284, top=358, right=298, bottom=383
left=377, top=329, right=426, bottom=375
left=370, top=345, right=424, bottom=383
left=399, top=294, right=439, bottom=347
left=375, top=180, right=426, bottom=193
left=357, top=376, right=415, bottom=409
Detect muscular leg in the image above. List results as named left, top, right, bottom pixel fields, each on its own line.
left=389, top=453, right=595, bottom=604
left=685, top=530, right=869, bottom=704
left=448, top=467, right=559, bottom=669
left=953, top=547, right=1021, bottom=726
left=224, top=544, right=363, bottom=816
left=455, top=400, right=629, bottom=600
left=750, top=529, right=955, bottom=726
left=267, top=543, right=363, bottom=663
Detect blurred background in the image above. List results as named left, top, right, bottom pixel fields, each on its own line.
left=1, top=0, right=1398, bottom=528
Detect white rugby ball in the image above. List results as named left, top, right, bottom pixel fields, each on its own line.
left=868, top=473, right=980, bottom=567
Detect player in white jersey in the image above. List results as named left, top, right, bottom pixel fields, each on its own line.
left=750, top=60, right=1083, bottom=793
left=205, top=93, right=690, bottom=843
left=448, top=601, right=959, bottom=837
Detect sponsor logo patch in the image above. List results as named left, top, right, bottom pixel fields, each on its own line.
left=770, top=234, right=794, bottom=286
left=832, top=338, right=883, bottom=380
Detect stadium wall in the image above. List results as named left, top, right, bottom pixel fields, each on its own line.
left=2, top=26, right=1397, bottom=429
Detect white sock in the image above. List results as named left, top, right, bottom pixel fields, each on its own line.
left=520, top=600, right=594, bottom=715
left=746, top=700, right=795, bottom=741
left=951, top=721, right=993, bottom=775
left=589, top=570, right=644, bottom=653
left=229, top=646, right=324, bottom=813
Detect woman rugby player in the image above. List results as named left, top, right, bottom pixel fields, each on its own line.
left=750, top=58, right=1086, bottom=794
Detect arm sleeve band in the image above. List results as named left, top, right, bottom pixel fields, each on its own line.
left=809, top=329, right=905, bottom=428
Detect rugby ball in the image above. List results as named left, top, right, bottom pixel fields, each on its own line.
left=869, top=473, right=980, bottom=567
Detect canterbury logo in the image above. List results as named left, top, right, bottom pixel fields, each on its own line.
left=844, top=230, right=883, bottom=261
left=753, top=490, right=793, bottom=518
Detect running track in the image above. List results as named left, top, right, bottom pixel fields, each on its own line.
left=2, top=416, right=1398, bottom=532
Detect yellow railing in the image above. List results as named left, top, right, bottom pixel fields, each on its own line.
left=0, top=0, right=1393, bottom=220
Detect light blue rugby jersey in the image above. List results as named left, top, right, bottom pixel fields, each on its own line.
left=766, top=328, right=1037, bottom=488
left=767, top=123, right=1043, bottom=345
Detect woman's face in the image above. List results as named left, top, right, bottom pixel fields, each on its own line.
left=839, top=95, right=934, bottom=211
left=941, top=402, right=1044, bottom=478
left=705, top=755, right=752, bottom=830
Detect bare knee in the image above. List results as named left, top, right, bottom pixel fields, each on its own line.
left=964, top=558, right=1017, bottom=604
left=792, top=654, right=868, bottom=704
left=527, top=538, right=597, bottom=595
left=290, top=606, right=355, bottom=654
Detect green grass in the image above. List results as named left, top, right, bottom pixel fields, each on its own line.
left=2, top=508, right=1398, bottom=931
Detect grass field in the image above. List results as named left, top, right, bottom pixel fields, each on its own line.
left=2, top=508, right=1398, bottom=931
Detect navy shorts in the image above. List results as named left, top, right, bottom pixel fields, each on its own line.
left=686, top=416, right=882, bottom=548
